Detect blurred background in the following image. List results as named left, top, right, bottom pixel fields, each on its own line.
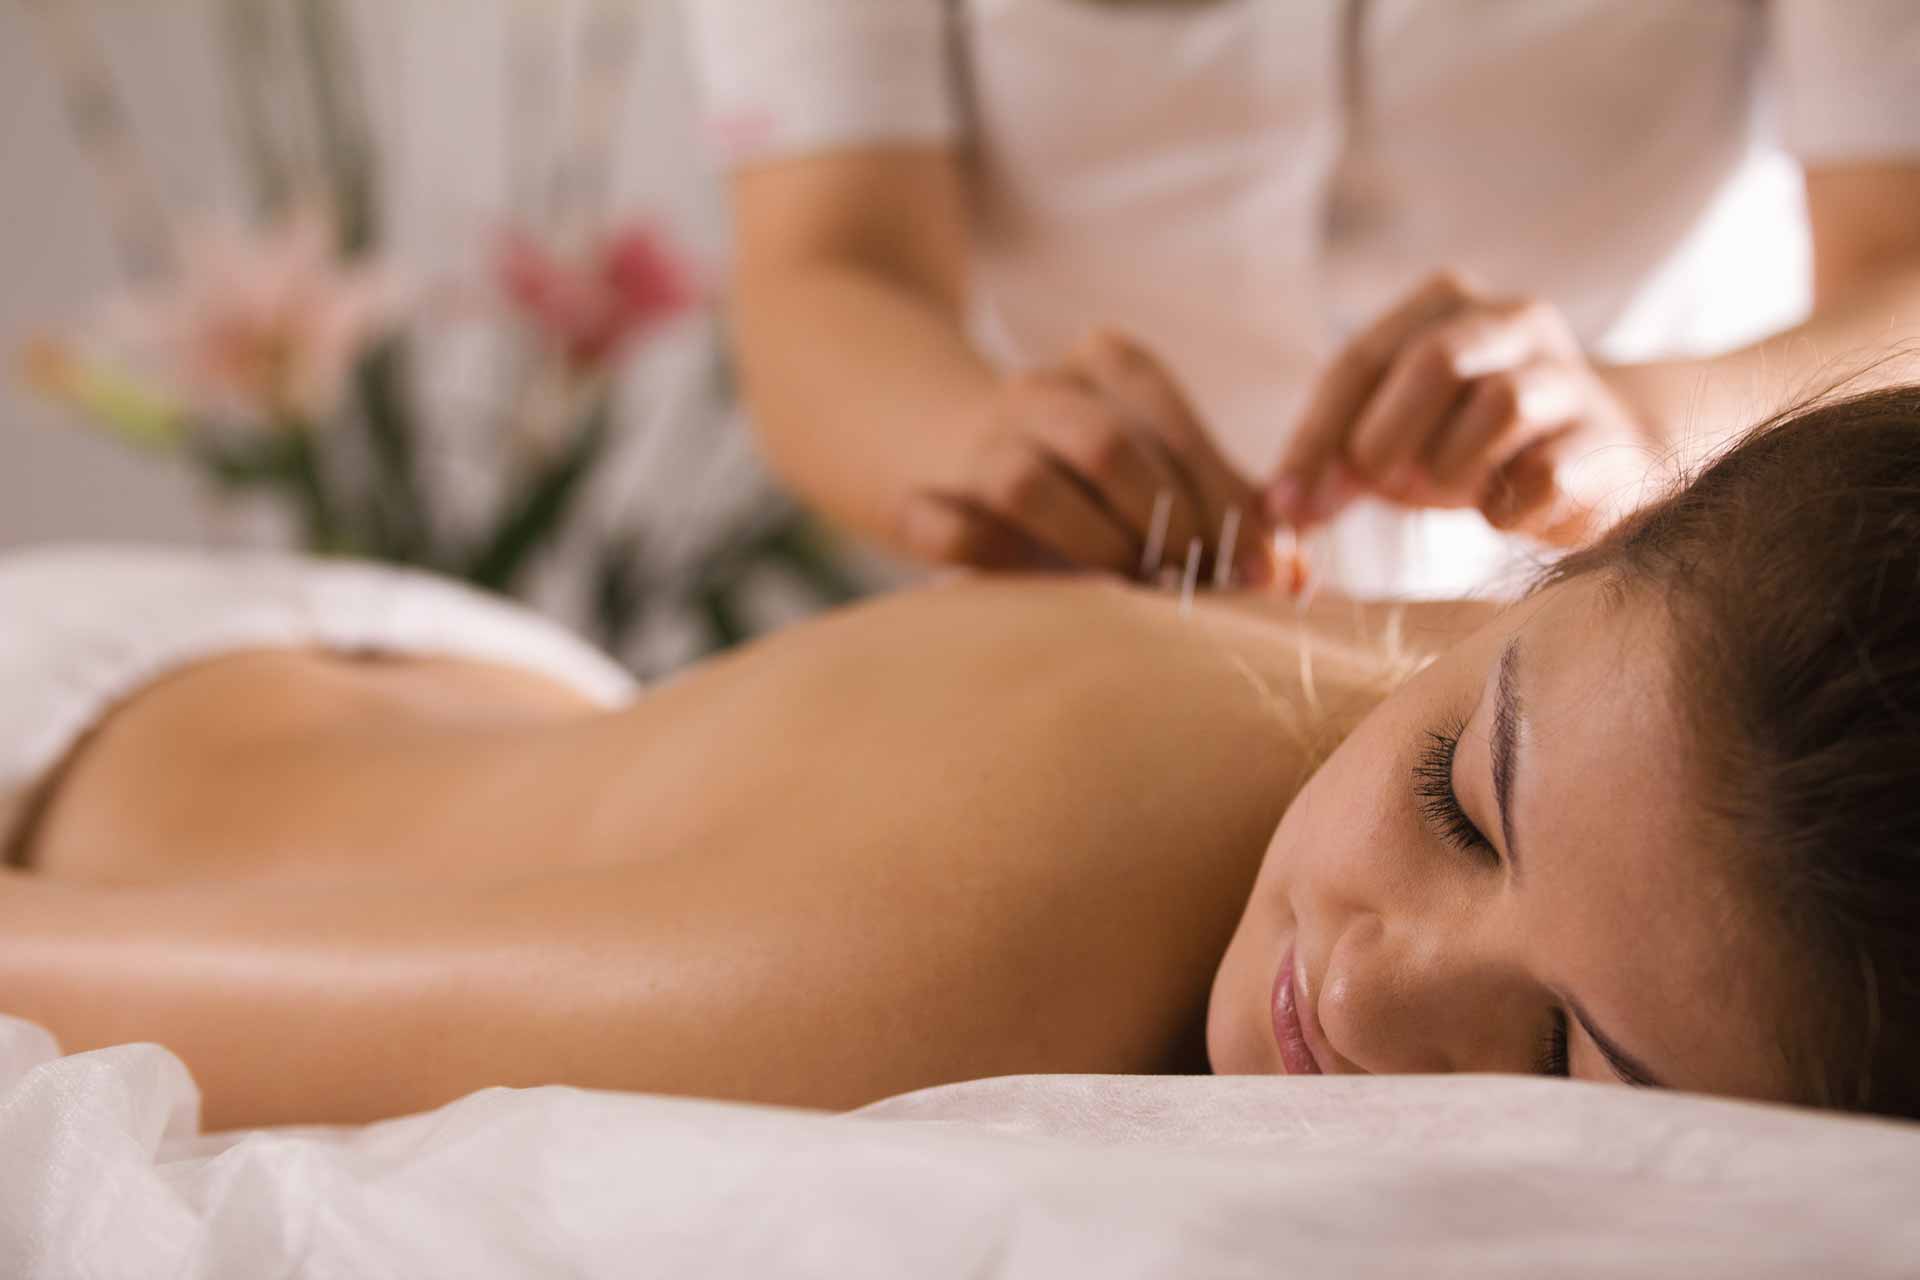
left=1, top=0, right=1810, bottom=674
left=1, top=0, right=880, bottom=676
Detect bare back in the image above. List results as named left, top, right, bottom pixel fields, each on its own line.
left=5, top=578, right=1489, bottom=1127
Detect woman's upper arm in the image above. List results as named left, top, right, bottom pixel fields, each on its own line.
left=730, top=149, right=970, bottom=309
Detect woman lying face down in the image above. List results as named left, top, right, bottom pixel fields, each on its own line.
left=6, top=388, right=1919, bottom=1127
left=1213, top=575, right=1782, bottom=1095
left=1218, top=385, right=1920, bottom=1113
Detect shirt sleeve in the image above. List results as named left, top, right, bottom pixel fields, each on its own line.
left=1771, top=0, right=1920, bottom=163
left=678, top=0, right=963, bottom=168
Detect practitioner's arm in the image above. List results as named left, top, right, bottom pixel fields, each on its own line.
left=1268, top=165, right=1920, bottom=547
left=730, top=151, right=1272, bottom=578
left=730, top=149, right=991, bottom=551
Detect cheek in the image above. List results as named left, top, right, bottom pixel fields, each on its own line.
left=1208, top=713, right=1417, bottom=1069
left=1276, top=711, right=1427, bottom=898
left=1209, top=653, right=1485, bottom=1072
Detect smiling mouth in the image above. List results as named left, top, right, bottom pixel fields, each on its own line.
left=1270, top=943, right=1324, bottom=1075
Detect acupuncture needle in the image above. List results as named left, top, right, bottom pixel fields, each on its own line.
left=1213, top=505, right=1241, bottom=592
left=1140, top=490, right=1173, bottom=580
left=1178, top=537, right=1202, bottom=616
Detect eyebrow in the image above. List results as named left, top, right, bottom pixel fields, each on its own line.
left=1565, top=997, right=1667, bottom=1089
left=1490, top=638, right=1523, bottom=880
left=1491, top=636, right=1669, bottom=1091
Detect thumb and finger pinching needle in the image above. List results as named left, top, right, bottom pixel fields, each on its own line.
left=1138, top=490, right=1311, bottom=609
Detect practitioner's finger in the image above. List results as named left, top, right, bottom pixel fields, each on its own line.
left=1049, top=364, right=1213, bottom=577
left=1425, top=360, right=1582, bottom=504
left=1345, top=307, right=1544, bottom=491
left=1269, top=270, right=1475, bottom=526
left=1478, top=435, right=1569, bottom=535
left=1040, top=360, right=1208, bottom=575
left=968, top=434, right=1140, bottom=573
left=897, top=492, right=1045, bottom=570
left=1075, top=329, right=1274, bottom=585
left=1009, top=372, right=1178, bottom=562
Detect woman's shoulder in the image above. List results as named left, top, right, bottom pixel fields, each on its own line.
left=793, top=573, right=1471, bottom=745
left=824, top=571, right=1499, bottom=678
left=1212, top=592, right=1502, bottom=659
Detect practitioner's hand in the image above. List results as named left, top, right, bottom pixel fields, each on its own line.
left=898, top=331, right=1277, bottom=584
left=1266, top=272, right=1660, bottom=547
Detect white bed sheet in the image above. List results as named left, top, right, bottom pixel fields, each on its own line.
left=2, top=1014, right=1915, bottom=1278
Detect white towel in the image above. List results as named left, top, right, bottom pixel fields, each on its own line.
left=0, top=544, right=638, bottom=849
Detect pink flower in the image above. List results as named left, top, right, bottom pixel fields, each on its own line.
left=497, top=222, right=697, bottom=372
left=111, top=208, right=403, bottom=427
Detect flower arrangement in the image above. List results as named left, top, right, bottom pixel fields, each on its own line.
left=15, top=0, right=861, bottom=665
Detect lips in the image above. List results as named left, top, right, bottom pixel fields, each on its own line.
left=1270, top=943, right=1324, bottom=1075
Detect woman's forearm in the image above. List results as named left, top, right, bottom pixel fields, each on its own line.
left=0, top=862, right=857, bottom=1131
left=732, top=255, right=998, bottom=553
left=0, top=870, right=623, bottom=1128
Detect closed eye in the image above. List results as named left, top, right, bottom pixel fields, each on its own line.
left=1411, top=721, right=1497, bottom=863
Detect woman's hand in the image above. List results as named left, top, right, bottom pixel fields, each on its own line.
left=1266, top=273, right=1661, bottom=547
left=899, top=331, right=1277, bottom=582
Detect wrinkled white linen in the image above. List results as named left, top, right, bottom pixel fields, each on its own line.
left=2, top=1015, right=1915, bottom=1278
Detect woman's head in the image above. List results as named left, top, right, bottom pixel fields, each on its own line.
left=1210, top=384, right=1920, bottom=1117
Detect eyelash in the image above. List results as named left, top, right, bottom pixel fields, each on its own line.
left=1536, top=1009, right=1571, bottom=1077
left=1410, top=720, right=1496, bottom=862
left=1413, top=720, right=1571, bottom=1079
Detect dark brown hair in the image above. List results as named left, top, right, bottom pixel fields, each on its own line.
left=1544, top=383, right=1920, bottom=1117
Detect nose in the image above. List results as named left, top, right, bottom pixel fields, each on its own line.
left=1315, top=911, right=1538, bottom=1075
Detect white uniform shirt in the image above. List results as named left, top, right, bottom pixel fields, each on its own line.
left=684, top=0, right=1920, bottom=596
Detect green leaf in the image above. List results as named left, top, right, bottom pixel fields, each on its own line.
left=354, top=338, right=430, bottom=563
left=695, top=583, right=748, bottom=652
left=194, top=432, right=301, bottom=487
left=192, top=428, right=346, bottom=553
left=591, top=532, right=650, bottom=654
left=464, top=395, right=613, bottom=594
left=763, top=516, right=865, bottom=606
left=295, top=0, right=379, bottom=255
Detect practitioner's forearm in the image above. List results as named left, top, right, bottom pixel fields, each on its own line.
left=728, top=148, right=1002, bottom=556
left=1599, top=167, right=1920, bottom=489
left=1606, top=264, right=1920, bottom=470
left=732, top=254, right=997, bottom=551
